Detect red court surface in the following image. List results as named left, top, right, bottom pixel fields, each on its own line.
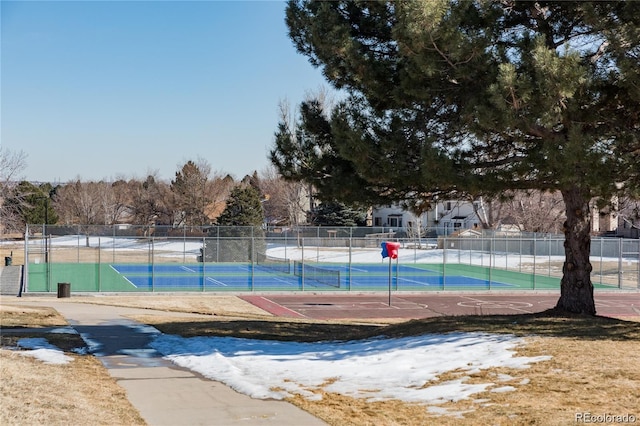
left=241, top=292, right=640, bottom=321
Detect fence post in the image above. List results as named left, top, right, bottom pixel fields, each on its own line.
left=250, top=229, right=255, bottom=292
left=618, top=238, right=623, bottom=289
left=23, top=225, right=29, bottom=294
left=316, top=226, right=320, bottom=263
left=637, top=239, right=640, bottom=290
left=202, top=237, right=206, bottom=292
left=442, top=236, right=446, bottom=290
left=548, top=237, right=552, bottom=277
left=348, top=231, right=352, bottom=291
left=98, top=237, right=101, bottom=292
left=113, top=225, right=116, bottom=263
left=46, top=234, right=52, bottom=293
left=488, top=236, right=492, bottom=290
left=599, top=238, right=603, bottom=287
left=77, top=226, right=81, bottom=263
left=533, top=235, right=537, bottom=290
left=519, top=234, right=522, bottom=273
left=284, top=230, right=288, bottom=260
left=301, top=239, right=305, bottom=291
left=151, top=236, right=155, bottom=293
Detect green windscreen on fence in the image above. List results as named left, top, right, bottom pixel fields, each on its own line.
left=22, top=226, right=638, bottom=293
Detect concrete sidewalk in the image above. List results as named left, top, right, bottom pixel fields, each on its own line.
left=7, top=299, right=326, bottom=426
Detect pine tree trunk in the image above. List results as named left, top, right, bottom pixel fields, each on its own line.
left=555, top=187, right=596, bottom=315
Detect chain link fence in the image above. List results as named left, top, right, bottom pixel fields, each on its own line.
left=15, top=224, right=640, bottom=293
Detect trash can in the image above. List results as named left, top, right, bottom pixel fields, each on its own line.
left=57, top=282, right=71, bottom=298
left=4, top=256, right=11, bottom=266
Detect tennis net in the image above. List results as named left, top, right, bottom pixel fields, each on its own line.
left=294, top=260, right=341, bottom=288
left=256, top=253, right=291, bottom=274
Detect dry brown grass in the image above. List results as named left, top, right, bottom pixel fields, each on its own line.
left=0, top=351, right=146, bottom=426
left=0, top=305, right=145, bottom=426
left=63, top=294, right=273, bottom=317
left=0, top=304, right=68, bottom=328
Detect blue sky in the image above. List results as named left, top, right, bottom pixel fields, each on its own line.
left=1, top=0, right=329, bottom=183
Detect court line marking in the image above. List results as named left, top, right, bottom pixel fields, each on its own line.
left=205, top=277, right=227, bottom=287
left=457, top=301, right=533, bottom=308
left=266, top=276, right=298, bottom=286
left=110, top=264, right=139, bottom=288
left=398, top=277, right=432, bottom=286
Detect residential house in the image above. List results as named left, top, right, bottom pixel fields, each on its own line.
left=372, top=199, right=484, bottom=236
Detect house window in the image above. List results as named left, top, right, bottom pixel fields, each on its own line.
left=446, top=202, right=452, bottom=210
left=374, top=217, right=382, bottom=226
left=454, top=222, right=462, bottom=229
left=389, top=217, right=403, bottom=228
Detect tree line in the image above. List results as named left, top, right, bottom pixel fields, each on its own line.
left=0, top=155, right=309, bottom=233
left=1, top=147, right=638, bottom=236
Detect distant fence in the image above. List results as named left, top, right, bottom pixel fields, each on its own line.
left=18, top=224, right=640, bottom=293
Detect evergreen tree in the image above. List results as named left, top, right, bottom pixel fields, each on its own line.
left=171, top=160, right=211, bottom=227
left=203, top=185, right=265, bottom=262
left=217, top=185, right=264, bottom=227
left=312, top=201, right=368, bottom=227
left=271, top=99, right=393, bottom=206
left=281, top=0, right=640, bottom=315
left=5, top=181, right=58, bottom=226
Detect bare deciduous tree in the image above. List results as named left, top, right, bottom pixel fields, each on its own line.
left=259, top=166, right=309, bottom=226
left=54, top=179, right=106, bottom=225
left=204, top=173, right=235, bottom=224
left=128, top=173, right=173, bottom=226
left=477, top=191, right=566, bottom=234
left=618, top=196, right=640, bottom=237
left=0, top=148, right=28, bottom=234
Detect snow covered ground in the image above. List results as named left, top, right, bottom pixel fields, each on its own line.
left=18, top=234, right=636, bottom=268
left=149, top=330, right=552, bottom=405
left=16, top=334, right=77, bottom=365
left=20, top=234, right=571, bottom=266
left=14, top=323, right=551, bottom=409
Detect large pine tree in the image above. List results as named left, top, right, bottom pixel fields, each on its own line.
left=206, top=185, right=266, bottom=262
left=278, top=0, right=640, bottom=315
left=171, top=160, right=211, bottom=227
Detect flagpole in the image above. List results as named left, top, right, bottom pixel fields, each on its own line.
left=388, top=255, right=392, bottom=306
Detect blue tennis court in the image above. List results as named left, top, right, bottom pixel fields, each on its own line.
left=110, top=262, right=517, bottom=291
